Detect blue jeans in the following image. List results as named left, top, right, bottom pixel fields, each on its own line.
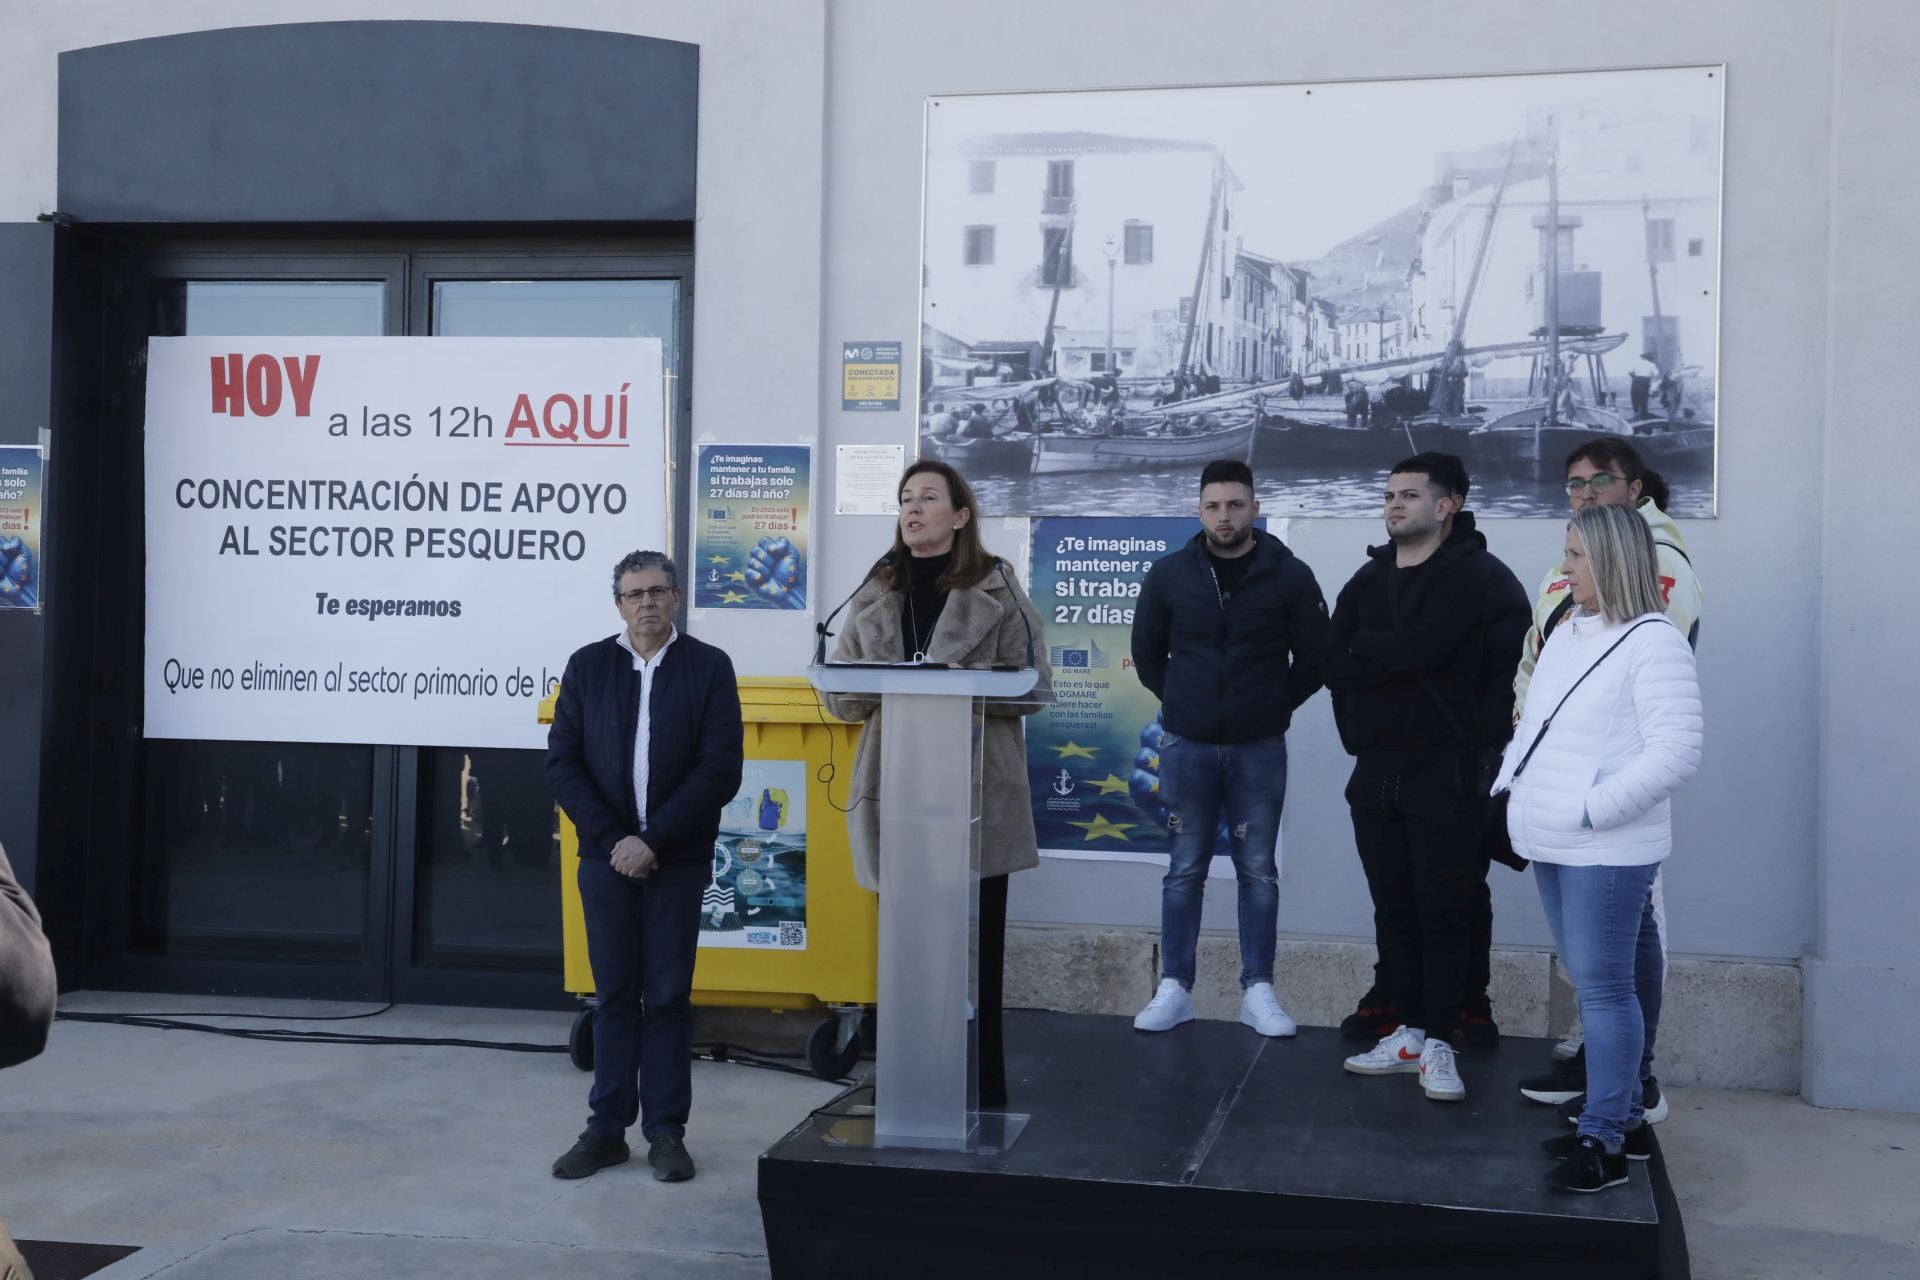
left=1641, top=869, right=1667, bottom=1075
left=1157, top=733, right=1287, bottom=991
left=1534, top=860, right=1662, bottom=1149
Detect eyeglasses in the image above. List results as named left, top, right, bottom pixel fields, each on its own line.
left=1565, top=473, right=1622, bottom=495
left=617, top=587, right=676, bottom=606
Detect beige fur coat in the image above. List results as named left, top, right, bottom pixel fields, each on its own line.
left=824, top=564, right=1050, bottom=889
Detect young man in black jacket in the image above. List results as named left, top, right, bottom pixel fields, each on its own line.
left=1130, top=459, right=1328, bottom=1037
left=546, top=551, right=744, bottom=1184
left=1326, top=454, right=1528, bottom=1102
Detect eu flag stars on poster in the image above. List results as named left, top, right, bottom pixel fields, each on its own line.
left=1027, top=516, right=1256, bottom=866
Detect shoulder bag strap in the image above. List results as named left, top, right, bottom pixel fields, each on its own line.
left=1509, top=618, right=1662, bottom=783
left=1539, top=592, right=1578, bottom=644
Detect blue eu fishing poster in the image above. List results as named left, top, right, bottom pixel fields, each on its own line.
left=0, top=445, right=43, bottom=612
left=692, top=444, right=811, bottom=611
left=1027, top=516, right=1260, bottom=875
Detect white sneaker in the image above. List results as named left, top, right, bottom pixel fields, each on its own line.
left=1343, top=1024, right=1425, bottom=1075
left=1239, top=983, right=1297, bottom=1037
left=1132, top=978, right=1196, bottom=1032
left=1553, top=1032, right=1586, bottom=1061
left=1419, top=1037, right=1466, bottom=1102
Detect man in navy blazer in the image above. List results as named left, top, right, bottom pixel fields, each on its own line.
left=546, top=550, right=743, bottom=1183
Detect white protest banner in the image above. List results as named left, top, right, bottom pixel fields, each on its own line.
left=144, top=337, right=666, bottom=749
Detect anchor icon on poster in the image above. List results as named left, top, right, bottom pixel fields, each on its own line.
left=1053, top=769, right=1075, bottom=797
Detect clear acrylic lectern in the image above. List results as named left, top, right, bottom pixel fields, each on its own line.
left=807, top=662, right=1039, bottom=1153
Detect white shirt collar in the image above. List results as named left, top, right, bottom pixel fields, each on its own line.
left=616, top=625, right=678, bottom=669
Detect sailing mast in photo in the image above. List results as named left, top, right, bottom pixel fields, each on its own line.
left=1037, top=207, right=1074, bottom=378
left=1543, top=121, right=1562, bottom=431
left=1436, top=135, right=1521, bottom=416
left=1178, top=161, right=1226, bottom=378
left=1641, top=195, right=1668, bottom=421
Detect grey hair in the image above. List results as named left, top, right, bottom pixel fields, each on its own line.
left=1568, top=504, right=1665, bottom=624
left=612, top=550, right=679, bottom=595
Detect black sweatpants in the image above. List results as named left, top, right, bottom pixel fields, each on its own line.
left=1348, top=756, right=1480, bottom=1038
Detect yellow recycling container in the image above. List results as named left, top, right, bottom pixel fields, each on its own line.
left=538, top=677, right=876, bottom=1079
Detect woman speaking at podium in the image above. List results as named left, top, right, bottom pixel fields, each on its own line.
left=825, top=460, right=1050, bottom=1108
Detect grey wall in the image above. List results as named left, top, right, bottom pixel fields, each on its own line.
left=0, top=225, right=51, bottom=893
left=815, top=0, right=1833, bottom=970
left=1805, top=0, right=1920, bottom=1112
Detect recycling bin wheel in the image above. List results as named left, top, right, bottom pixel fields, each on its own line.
left=568, top=1007, right=595, bottom=1073
left=805, top=1015, right=860, bottom=1080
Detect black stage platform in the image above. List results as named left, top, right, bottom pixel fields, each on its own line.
left=759, top=1010, right=1689, bottom=1279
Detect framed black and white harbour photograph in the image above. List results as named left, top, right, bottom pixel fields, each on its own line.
left=918, top=66, right=1724, bottom=517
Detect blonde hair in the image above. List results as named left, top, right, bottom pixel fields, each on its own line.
left=1569, top=503, right=1666, bottom=623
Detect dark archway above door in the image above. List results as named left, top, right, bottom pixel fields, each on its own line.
left=57, top=21, right=697, bottom=224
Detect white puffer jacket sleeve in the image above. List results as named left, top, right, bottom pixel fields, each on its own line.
left=1583, top=618, right=1702, bottom=830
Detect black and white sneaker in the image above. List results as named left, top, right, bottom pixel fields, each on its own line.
left=1559, top=1076, right=1669, bottom=1126
left=1518, top=1044, right=1586, bottom=1104
left=1542, top=1124, right=1652, bottom=1162
left=1546, top=1134, right=1629, bottom=1194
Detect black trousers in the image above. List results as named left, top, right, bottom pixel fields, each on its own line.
left=978, top=873, right=1009, bottom=1108
left=578, top=854, right=706, bottom=1142
left=1348, top=756, right=1480, bottom=1036
left=1370, top=864, right=1492, bottom=1008
left=1469, top=864, right=1494, bottom=1005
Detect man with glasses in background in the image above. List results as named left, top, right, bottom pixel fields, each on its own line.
left=1509, top=439, right=1702, bottom=1121
left=546, top=551, right=743, bottom=1184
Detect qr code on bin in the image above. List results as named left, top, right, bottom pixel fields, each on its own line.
left=779, top=921, right=805, bottom=948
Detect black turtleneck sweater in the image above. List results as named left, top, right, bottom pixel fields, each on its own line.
left=903, top=550, right=953, bottom=658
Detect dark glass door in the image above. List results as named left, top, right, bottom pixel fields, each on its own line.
left=390, top=262, right=688, bottom=1006
left=88, top=258, right=406, bottom=999
left=78, top=239, right=691, bottom=1007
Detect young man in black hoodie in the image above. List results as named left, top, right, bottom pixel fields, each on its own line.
left=1130, top=459, right=1328, bottom=1037
left=1326, top=453, right=1528, bottom=1102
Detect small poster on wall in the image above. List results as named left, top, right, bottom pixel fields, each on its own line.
left=834, top=444, right=904, bottom=516
left=692, top=444, right=812, bottom=611
left=841, top=340, right=903, bottom=411
left=0, top=444, right=43, bottom=612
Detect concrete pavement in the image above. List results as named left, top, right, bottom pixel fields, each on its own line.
left=1, top=993, right=1914, bottom=1279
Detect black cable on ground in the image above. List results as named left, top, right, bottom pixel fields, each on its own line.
left=52, top=1011, right=850, bottom=1082
left=806, top=1078, right=873, bottom=1122
left=51, top=1003, right=397, bottom=1021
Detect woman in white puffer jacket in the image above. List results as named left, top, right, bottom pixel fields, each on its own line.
left=1493, top=502, right=1701, bottom=1194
